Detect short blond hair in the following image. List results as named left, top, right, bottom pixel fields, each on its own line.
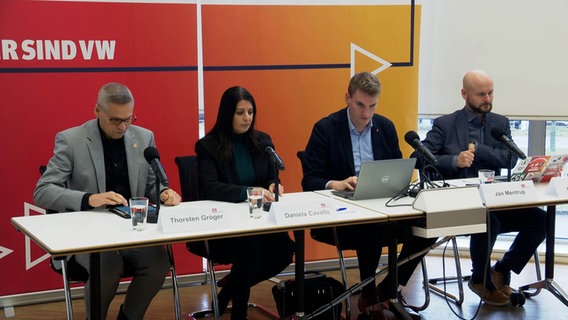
left=348, top=72, right=381, bottom=96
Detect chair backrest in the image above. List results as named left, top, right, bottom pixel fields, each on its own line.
left=297, top=150, right=306, bottom=172
left=174, top=155, right=199, bottom=202
left=175, top=156, right=211, bottom=257
left=39, top=165, right=90, bottom=280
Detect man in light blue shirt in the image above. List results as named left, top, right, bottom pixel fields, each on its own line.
left=302, top=72, right=430, bottom=317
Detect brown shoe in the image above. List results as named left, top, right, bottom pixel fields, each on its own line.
left=468, top=280, right=510, bottom=306
left=492, top=266, right=514, bottom=297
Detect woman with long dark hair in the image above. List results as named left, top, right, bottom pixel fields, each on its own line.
left=190, top=86, right=294, bottom=319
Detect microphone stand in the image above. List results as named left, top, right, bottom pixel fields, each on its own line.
left=273, top=163, right=281, bottom=202
left=418, top=155, right=426, bottom=192
left=408, top=155, right=426, bottom=198
left=152, top=163, right=162, bottom=222
left=263, top=162, right=283, bottom=212
left=507, top=151, right=513, bottom=182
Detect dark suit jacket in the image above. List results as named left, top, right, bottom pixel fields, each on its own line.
left=191, top=131, right=293, bottom=264
left=420, top=107, right=517, bottom=179
left=302, top=107, right=403, bottom=191
left=195, top=131, right=278, bottom=203
left=300, top=107, right=406, bottom=248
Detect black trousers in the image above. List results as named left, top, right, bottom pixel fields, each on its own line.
left=311, top=221, right=422, bottom=299
left=470, top=207, right=546, bottom=287
left=188, top=232, right=295, bottom=318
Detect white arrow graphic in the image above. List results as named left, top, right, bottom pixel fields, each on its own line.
left=351, top=42, right=392, bottom=77
left=0, top=245, right=14, bottom=260
left=24, top=202, right=51, bottom=270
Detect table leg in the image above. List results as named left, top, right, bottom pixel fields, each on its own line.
left=519, top=205, right=568, bottom=306
left=90, top=252, right=102, bottom=320
left=293, top=230, right=305, bottom=319
left=387, top=226, right=413, bottom=320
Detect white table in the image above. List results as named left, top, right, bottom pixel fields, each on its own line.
left=318, top=182, right=568, bottom=312
left=11, top=191, right=389, bottom=320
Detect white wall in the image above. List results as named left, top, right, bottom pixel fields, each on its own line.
left=419, top=0, right=568, bottom=120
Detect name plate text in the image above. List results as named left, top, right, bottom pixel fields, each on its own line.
left=158, top=204, right=234, bottom=234
left=269, top=199, right=336, bottom=226
left=547, top=176, right=568, bottom=198
left=479, top=180, right=537, bottom=207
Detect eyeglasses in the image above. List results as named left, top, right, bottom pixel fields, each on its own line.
left=97, top=104, right=137, bottom=126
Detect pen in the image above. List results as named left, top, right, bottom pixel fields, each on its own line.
left=336, top=207, right=347, bottom=212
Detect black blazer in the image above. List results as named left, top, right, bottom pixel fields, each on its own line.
left=301, top=107, right=403, bottom=191
left=195, top=131, right=278, bottom=202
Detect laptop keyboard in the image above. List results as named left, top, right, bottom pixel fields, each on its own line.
left=331, top=190, right=355, bottom=200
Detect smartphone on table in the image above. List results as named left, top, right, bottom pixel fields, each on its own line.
left=109, top=204, right=157, bottom=219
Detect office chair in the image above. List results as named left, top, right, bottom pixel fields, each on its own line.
left=174, top=155, right=278, bottom=320
left=296, top=151, right=353, bottom=320
left=403, top=237, right=467, bottom=311
left=39, top=165, right=181, bottom=320
left=174, top=155, right=199, bottom=204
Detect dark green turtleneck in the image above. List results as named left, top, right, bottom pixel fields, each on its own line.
left=233, top=134, right=255, bottom=201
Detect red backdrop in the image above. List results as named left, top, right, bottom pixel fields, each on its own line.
left=0, top=0, right=420, bottom=298
left=0, top=0, right=201, bottom=295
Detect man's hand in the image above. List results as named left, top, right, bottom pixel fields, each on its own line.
left=160, top=189, right=181, bottom=206
left=89, top=191, right=128, bottom=208
left=457, top=150, right=475, bottom=168
left=328, top=176, right=358, bottom=191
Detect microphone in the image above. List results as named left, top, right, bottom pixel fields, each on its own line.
left=404, top=131, right=437, bottom=165
left=261, top=141, right=285, bottom=171
left=490, top=127, right=527, bottom=160
left=143, top=147, right=169, bottom=187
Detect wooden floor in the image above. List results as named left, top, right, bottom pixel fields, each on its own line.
left=3, top=254, right=568, bottom=320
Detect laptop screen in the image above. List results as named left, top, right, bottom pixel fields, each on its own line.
left=511, top=154, right=568, bottom=183
left=333, top=158, right=416, bottom=200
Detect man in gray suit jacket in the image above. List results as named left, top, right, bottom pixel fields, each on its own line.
left=419, top=70, right=546, bottom=306
left=34, top=82, right=181, bottom=320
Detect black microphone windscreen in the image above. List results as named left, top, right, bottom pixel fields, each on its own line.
left=404, top=131, right=420, bottom=145
left=490, top=127, right=504, bottom=140
left=143, top=147, right=160, bottom=164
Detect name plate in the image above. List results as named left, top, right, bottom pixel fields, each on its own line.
left=547, top=176, right=568, bottom=198
left=158, top=204, right=234, bottom=234
left=479, top=180, right=537, bottom=207
left=269, top=198, right=336, bottom=226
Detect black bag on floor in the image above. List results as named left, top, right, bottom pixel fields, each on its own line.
left=272, top=273, right=345, bottom=320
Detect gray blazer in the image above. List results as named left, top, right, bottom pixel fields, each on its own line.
left=34, top=119, right=159, bottom=212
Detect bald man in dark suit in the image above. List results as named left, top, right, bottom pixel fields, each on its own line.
left=418, top=69, right=546, bottom=306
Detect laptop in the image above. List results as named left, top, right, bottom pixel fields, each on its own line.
left=331, top=158, right=417, bottom=200
left=510, top=154, right=568, bottom=183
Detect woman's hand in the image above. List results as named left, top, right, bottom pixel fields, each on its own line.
left=265, top=183, right=284, bottom=202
